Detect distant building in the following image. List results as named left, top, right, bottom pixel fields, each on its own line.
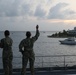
left=67, top=27, right=76, bottom=36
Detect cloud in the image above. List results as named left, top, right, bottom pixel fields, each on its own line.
left=0, top=0, right=51, bottom=17
left=19, top=4, right=30, bottom=16
left=0, top=0, right=76, bottom=20
left=0, top=0, right=18, bottom=17
left=34, top=5, right=46, bottom=19
left=0, top=0, right=31, bottom=17
left=47, top=3, right=76, bottom=19
left=63, top=9, right=76, bottom=19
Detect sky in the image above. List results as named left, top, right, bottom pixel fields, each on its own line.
left=0, top=0, right=76, bottom=31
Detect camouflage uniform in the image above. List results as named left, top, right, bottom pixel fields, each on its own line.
left=19, top=30, right=40, bottom=75
left=0, top=37, right=13, bottom=75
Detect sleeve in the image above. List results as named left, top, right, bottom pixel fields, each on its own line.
left=32, top=29, right=40, bottom=42
left=11, top=39, right=13, bottom=45
left=0, top=39, right=4, bottom=48
left=10, top=38, right=13, bottom=46
left=19, top=40, right=24, bottom=52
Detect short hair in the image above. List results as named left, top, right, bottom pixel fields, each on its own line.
left=4, top=30, right=10, bottom=36
left=26, top=31, right=31, bottom=38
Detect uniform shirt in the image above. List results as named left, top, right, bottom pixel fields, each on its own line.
left=0, top=36, right=13, bottom=58
left=19, top=30, right=40, bottom=53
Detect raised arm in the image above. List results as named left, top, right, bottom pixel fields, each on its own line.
left=32, top=25, right=40, bottom=42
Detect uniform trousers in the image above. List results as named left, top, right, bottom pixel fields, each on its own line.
left=21, top=51, right=35, bottom=75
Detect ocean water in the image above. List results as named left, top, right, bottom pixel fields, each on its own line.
left=0, top=31, right=76, bottom=68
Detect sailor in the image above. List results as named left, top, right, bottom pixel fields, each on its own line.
left=19, top=25, right=40, bottom=75
left=0, top=30, right=13, bottom=75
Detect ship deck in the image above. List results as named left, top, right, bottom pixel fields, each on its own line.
left=0, top=68, right=76, bottom=75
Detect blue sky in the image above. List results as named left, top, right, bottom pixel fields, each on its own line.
left=0, top=0, right=76, bottom=31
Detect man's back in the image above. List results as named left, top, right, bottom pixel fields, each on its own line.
left=19, top=26, right=40, bottom=52
left=1, top=37, right=13, bottom=59
left=19, top=25, right=40, bottom=75
left=0, top=30, right=13, bottom=75
left=1, top=37, right=13, bottom=50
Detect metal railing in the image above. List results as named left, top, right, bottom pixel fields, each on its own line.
left=0, top=55, right=76, bottom=69
left=35, top=55, right=76, bottom=68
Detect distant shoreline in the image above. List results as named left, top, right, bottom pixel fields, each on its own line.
left=47, top=36, right=72, bottom=38
left=47, top=30, right=75, bottom=38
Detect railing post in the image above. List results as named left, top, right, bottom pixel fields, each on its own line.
left=64, top=55, right=65, bottom=69
left=42, top=56, right=43, bottom=67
